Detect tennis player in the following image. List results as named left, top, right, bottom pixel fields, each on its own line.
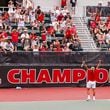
left=81, top=60, right=101, bottom=101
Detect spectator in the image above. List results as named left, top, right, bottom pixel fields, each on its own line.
left=47, top=24, right=55, bottom=37
left=16, top=0, right=23, bottom=7
left=39, top=41, right=48, bottom=51
left=98, top=1, right=103, bottom=7
left=0, top=3, right=82, bottom=52
left=65, top=26, right=73, bottom=39
left=57, top=13, right=64, bottom=21
left=106, top=30, right=110, bottom=45
left=8, top=0, right=15, bottom=15
left=30, top=31, right=39, bottom=50
left=63, top=44, right=71, bottom=52
left=54, top=6, right=60, bottom=17
left=70, top=0, right=77, bottom=13
left=14, top=7, right=21, bottom=22
left=23, top=0, right=34, bottom=9
left=21, top=28, right=31, bottom=51
left=106, top=16, right=110, bottom=30
left=18, top=18, right=25, bottom=30
left=107, top=1, right=110, bottom=7
left=37, top=12, right=45, bottom=23
left=89, top=20, right=97, bottom=34
left=0, top=29, right=8, bottom=40
left=96, top=32, right=105, bottom=47
left=35, top=6, right=41, bottom=15
left=52, top=19, right=59, bottom=31
left=11, top=29, right=19, bottom=51
left=61, top=0, right=67, bottom=9
left=69, top=39, right=82, bottom=51
left=2, top=12, right=10, bottom=30
left=4, top=39, right=14, bottom=53
left=0, top=40, right=7, bottom=53
left=0, top=16, right=3, bottom=29
left=29, top=11, right=35, bottom=22
left=64, top=12, right=72, bottom=20
left=33, top=45, right=39, bottom=52
left=95, top=12, right=101, bottom=24
left=0, top=10, right=2, bottom=16
left=61, top=6, right=69, bottom=16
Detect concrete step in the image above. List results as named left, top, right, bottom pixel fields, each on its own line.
left=73, top=17, right=97, bottom=51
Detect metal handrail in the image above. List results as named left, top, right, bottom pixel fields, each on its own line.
left=0, top=6, right=16, bottom=12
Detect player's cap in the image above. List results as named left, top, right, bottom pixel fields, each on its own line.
left=98, top=1, right=103, bottom=4
left=67, top=25, right=71, bottom=28
left=12, top=29, right=17, bottom=32
left=49, top=24, right=53, bottom=26
left=91, top=67, right=95, bottom=70
left=24, top=28, right=28, bottom=32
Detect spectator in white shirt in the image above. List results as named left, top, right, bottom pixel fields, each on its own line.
left=61, top=6, right=69, bottom=16
left=18, top=18, right=25, bottom=29
left=21, top=29, right=31, bottom=51
left=4, top=39, right=14, bottom=53
left=0, top=16, right=3, bottom=29
left=29, top=11, right=35, bottom=22
left=106, top=30, right=110, bottom=44
left=8, top=0, right=15, bottom=15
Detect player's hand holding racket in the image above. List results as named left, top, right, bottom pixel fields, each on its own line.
left=81, top=61, right=85, bottom=67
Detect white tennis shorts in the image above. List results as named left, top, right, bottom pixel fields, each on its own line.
left=86, top=81, right=96, bottom=89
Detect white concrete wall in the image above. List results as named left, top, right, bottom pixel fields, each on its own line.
left=32, top=0, right=109, bottom=16
left=33, top=0, right=60, bottom=11
left=75, top=0, right=109, bottom=17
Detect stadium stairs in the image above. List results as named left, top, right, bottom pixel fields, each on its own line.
left=73, top=17, right=99, bottom=52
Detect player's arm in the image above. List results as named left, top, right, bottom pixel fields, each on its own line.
left=96, top=60, right=101, bottom=69
left=81, top=61, right=88, bottom=70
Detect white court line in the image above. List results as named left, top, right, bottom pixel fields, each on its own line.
left=1, top=99, right=110, bottom=103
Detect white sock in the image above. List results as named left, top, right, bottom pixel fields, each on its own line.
left=87, top=95, right=91, bottom=99
left=93, top=96, right=95, bottom=100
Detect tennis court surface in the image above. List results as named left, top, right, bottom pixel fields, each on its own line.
left=0, top=87, right=110, bottom=110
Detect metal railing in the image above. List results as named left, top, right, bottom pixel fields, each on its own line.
left=83, top=6, right=110, bottom=17
left=0, top=6, right=52, bottom=12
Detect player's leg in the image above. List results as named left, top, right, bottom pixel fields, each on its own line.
left=92, top=88, right=96, bottom=100
left=86, top=81, right=91, bottom=100
left=87, top=88, right=91, bottom=100
left=92, top=81, right=96, bottom=100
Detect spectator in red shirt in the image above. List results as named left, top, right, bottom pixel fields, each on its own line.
left=39, top=45, right=48, bottom=51
left=81, top=60, right=101, bottom=101
left=56, top=45, right=63, bottom=52
left=41, top=31, right=47, bottom=41
left=106, top=16, right=110, bottom=29
left=30, top=32, right=37, bottom=40
left=11, top=29, right=19, bottom=51
left=61, top=0, right=67, bottom=8
left=47, top=24, right=55, bottom=36
left=95, top=13, right=101, bottom=24
left=53, top=39, right=60, bottom=48
left=106, top=16, right=110, bottom=24
left=70, top=25, right=77, bottom=35
left=2, top=12, right=10, bottom=29
left=30, top=31, right=38, bottom=49
left=37, top=12, right=45, bottom=23
left=90, top=20, right=97, bottom=34
left=0, top=29, right=8, bottom=41
left=57, top=13, right=64, bottom=21
left=65, top=26, right=73, bottom=39
left=70, top=0, right=77, bottom=14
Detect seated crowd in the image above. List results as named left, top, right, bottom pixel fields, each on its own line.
left=0, top=0, right=82, bottom=53
left=88, top=11, right=110, bottom=50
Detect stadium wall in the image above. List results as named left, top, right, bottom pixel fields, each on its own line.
left=76, top=0, right=109, bottom=17
left=32, top=0, right=109, bottom=17
left=33, top=0, right=60, bottom=11
left=0, top=52, right=110, bottom=88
